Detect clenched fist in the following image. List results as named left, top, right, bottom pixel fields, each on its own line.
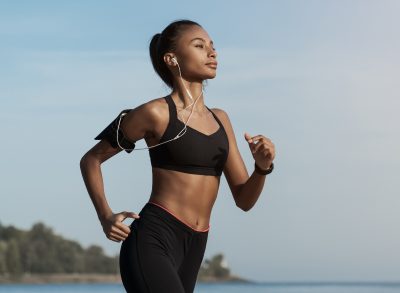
left=244, top=132, right=275, bottom=170
left=100, top=211, right=140, bottom=242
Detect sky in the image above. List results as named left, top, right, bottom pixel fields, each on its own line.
left=1, top=0, right=399, bottom=283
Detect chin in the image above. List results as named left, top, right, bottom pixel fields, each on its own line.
left=203, top=71, right=217, bottom=79
left=191, top=70, right=217, bottom=81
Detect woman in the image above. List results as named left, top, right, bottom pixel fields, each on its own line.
left=80, top=19, right=275, bottom=293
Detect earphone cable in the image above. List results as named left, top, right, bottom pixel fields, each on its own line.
left=116, top=60, right=203, bottom=151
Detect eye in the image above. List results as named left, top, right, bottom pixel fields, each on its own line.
left=195, top=44, right=204, bottom=48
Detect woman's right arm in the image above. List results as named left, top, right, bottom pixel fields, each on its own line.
left=79, top=101, right=161, bottom=242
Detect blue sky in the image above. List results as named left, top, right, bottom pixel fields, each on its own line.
left=1, top=0, right=399, bottom=282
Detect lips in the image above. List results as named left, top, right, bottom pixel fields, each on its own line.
left=206, top=62, right=218, bottom=68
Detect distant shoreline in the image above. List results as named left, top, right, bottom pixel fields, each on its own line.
left=0, top=273, right=255, bottom=284
left=4, top=275, right=398, bottom=286
left=0, top=273, right=121, bottom=284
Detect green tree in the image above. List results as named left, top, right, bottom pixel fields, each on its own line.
left=5, top=239, right=22, bottom=276
left=0, top=221, right=119, bottom=275
left=0, top=241, right=8, bottom=274
left=84, top=245, right=118, bottom=274
left=198, top=253, right=231, bottom=279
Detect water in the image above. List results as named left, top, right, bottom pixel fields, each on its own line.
left=0, top=282, right=400, bottom=293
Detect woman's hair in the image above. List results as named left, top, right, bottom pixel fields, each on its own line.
left=149, top=19, right=202, bottom=89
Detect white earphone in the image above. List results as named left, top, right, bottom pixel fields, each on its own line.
left=116, top=56, right=204, bottom=151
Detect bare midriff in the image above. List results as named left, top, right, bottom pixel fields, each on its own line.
left=148, top=167, right=221, bottom=232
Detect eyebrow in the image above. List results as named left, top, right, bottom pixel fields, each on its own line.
left=190, top=37, right=214, bottom=45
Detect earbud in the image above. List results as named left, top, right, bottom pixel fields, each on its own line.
left=171, top=57, right=178, bottom=65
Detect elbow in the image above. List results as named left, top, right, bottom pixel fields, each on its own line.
left=240, top=207, right=251, bottom=212
left=80, top=153, right=98, bottom=170
left=80, top=154, right=88, bottom=171
left=235, top=194, right=254, bottom=212
left=236, top=205, right=246, bottom=212
left=234, top=187, right=253, bottom=212
left=235, top=202, right=252, bottom=212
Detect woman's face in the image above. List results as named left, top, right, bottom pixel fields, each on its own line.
left=172, top=25, right=218, bottom=82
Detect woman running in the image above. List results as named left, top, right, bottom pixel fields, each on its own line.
left=80, top=19, right=275, bottom=293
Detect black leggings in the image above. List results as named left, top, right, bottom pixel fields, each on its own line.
left=119, top=201, right=209, bottom=293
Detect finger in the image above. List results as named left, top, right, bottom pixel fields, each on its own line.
left=244, top=132, right=252, bottom=142
left=257, top=140, right=274, bottom=149
left=253, top=142, right=271, bottom=154
left=122, top=211, right=140, bottom=220
left=246, top=133, right=262, bottom=144
left=111, top=226, right=129, bottom=238
left=252, top=141, right=266, bottom=153
left=109, top=231, right=124, bottom=241
left=115, top=221, right=131, bottom=234
left=250, top=135, right=271, bottom=144
left=107, top=234, right=120, bottom=242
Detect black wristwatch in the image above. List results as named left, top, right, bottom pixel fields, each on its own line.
left=254, top=162, right=274, bottom=175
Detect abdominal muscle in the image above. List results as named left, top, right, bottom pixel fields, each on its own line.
left=148, top=167, right=220, bottom=231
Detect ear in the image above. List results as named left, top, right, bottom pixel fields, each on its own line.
left=163, top=53, right=176, bottom=67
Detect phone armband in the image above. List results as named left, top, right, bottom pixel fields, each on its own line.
left=94, top=109, right=136, bottom=153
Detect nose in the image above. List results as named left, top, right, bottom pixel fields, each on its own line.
left=208, top=46, right=217, bottom=59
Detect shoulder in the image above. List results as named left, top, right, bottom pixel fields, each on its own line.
left=120, top=96, right=168, bottom=138
left=146, top=95, right=168, bottom=109
left=210, top=107, right=236, bottom=137
left=210, top=108, right=231, bottom=127
left=126, top=96, right=167, bottom=122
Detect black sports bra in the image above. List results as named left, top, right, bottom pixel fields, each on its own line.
left=148, top=94, right=229, bottom=176
left=94, top=94, right=229, bottom=176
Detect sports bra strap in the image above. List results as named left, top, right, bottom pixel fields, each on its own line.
left=165, top=95, right=177, bottom=120
left=205, top=106, right=223, bottom=128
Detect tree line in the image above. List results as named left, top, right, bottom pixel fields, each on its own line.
left=0, top=221, right=118, bottom=276
left=0, top=221, right=232, bottom=280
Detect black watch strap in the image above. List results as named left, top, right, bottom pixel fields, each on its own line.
left=254, top=162, right=274, bottom=175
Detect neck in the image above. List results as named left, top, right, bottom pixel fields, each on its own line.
left=171, top=80, right=206, bottom=113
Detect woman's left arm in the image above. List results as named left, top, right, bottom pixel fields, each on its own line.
left=213, top=109, right=276, bottom=211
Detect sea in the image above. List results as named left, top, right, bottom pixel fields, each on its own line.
left=0, top=282, right=400, bottom=293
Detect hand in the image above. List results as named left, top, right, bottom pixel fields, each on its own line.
left=244, top=132, right=275, bottom=170
left=100, top=211, right=140, bottom=242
